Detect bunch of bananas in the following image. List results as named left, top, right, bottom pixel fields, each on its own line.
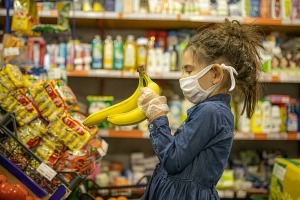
left=83, top=71, right=160, bottom=127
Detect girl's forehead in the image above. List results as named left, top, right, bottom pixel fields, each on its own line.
left=182, top=51, right=204, bottom=69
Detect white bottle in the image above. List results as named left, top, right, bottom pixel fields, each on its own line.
left=270, top=105, right=281, bottom=133
left=261, top=99, right=272, bottom=133
left=154, top=43, right=163, bottom=73
left=146, top=36, right=156, bottom=73
left=237, top=101, right=250, bottom=133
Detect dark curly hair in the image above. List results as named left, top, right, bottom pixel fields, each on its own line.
left=185, top=19, right=264, bottom=118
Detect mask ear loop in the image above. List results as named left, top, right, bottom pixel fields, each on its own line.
left=221, top=64, right=238, bottom=91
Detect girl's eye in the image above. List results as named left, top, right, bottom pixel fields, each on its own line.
left=185, top=70, right=192, bottom=75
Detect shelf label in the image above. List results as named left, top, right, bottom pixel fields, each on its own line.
left=273, top=163, right=286, bottom=181
left=37, top=163, right=57, bottom=181
left=97, top=139, right=109, bottom=156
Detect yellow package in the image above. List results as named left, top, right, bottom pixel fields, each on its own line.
left=11, top=0, right=40, bottom=36
left=269, top=158, right=300, bottom=200
left=4, top=64, right=24, bottom=87
left=57, top=2, right=71, bottom=32
left=1, top=34, right=22, bottom=64
left=48, top=112, right=91, bottom=151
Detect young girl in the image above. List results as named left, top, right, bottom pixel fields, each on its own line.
left=137, top=19, right=263, bottom=200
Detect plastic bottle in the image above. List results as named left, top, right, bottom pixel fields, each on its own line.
left=286, top=100, right=298, bottom=133
left=136, top=37, right=148, bottom=67
left=82, top=0, right=92, bottom=11
left=113, top=35, right=124, bottom=70
left=199, top=0, right=211, bottom=15
left=270, top=105, right=281, bottom=133
left=169, top=94, right=182, bottom=131
left=297, top=102, right=300, bottom=133
left=291, top=0, right=300, bottom=19
left=250, top=0, right=260, bottom=17
left=103, top=35, right=113, bottom=70
left=154, top=42, right=163, bottom=73
left=93, top=0, right=105, bottom=11
left=250, top=100, right=262, bottom=133
left=261, top=99, right=272, bottom=133
left=115, top=0, right=123, bottom=12
left=123, top=35, right=137, bottom=71
left=237, top=101, right=250, bottom=133
left=260, top=0, right=271, bottom=18
left=169, top=45, right=179, bottom=71
left=105, top=0, right=115, bottom=11
left=91, top=35, right=103, bottom=69
left=271, top=0, right=281, bottom=19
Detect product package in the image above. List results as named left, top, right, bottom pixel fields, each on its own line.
left=87, top=95, right=114, bottom=129
left=269, top=158, right=300, bottom=200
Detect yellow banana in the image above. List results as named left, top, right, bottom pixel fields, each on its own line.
left=83, top=74, right=144, bottom=126
left=107, top=73, right=160, bottom=126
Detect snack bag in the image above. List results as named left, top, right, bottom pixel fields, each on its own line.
left=55, top=138, right=108, bottom=177
left=34, top=134, right=66, bottom=168
left=57, top=2, right=71, bottom=32
left=47, top=112, right=91, bottom=151
left=17, top=117, right=48, bottom=148
left=30, top=80, right=77, bottom=121
left=69, top=111, right=99, bottom=135
left=87, top=95, right=114, bottom=129
left=0, top=64, right=27, bottom=98
left=1, top=89, right=39, bottom=126
left=11, top=0, right=40, bottom=36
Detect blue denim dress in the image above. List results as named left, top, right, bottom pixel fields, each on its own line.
left=142, top=94, right=234, bottom=200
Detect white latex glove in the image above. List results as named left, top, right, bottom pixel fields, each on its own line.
left=138, top=87, right=170, bottom=122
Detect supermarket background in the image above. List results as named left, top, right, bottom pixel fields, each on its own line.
left=0, top=0, right=300, bottom=199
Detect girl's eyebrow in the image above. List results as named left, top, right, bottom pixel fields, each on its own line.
left=182, top=64, right=194, bottom=69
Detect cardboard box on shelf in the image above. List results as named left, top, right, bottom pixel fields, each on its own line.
left=269, top=158, right=300, bottom=200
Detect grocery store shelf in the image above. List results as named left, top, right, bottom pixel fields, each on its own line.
left=67, top=69, right=182, bottom=79
left=217, top=188, right=268, bottom=199
left=234, top=132, right=300, bottom=140
left=1, top=9, right=300, bottom=30
left=67, top=70, right=300, bottom=83
left=97, top=129, right=300, bottom=140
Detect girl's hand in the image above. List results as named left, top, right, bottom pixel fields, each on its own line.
left=138, top=87, right=170, bottom=122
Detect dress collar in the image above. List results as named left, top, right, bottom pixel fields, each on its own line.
left=187, top=94, right=231, bottom=115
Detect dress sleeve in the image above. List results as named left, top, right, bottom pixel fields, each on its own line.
left=149, top=103, right=226, bottom=175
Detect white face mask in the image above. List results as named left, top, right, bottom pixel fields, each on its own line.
left=179, top=64, right=238, bottom=104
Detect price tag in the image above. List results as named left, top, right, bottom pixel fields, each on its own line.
left=3, top=47, right=19, bottom=57
left=97, top=139, right=109, bottom=157
left=37, top=163, right=57, bottom=181
left=273, top=163, right=286, bottom=181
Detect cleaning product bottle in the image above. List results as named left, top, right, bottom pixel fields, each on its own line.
left=146, top=33, right=156, bottom=73
left=113, top=35, right=124, bottom=70
left=169, top=94, right=182, bottom=131
left=237, top=101, right=250, bottom=133
left=286, top=100, right=298, bottom=133
left=136, top=37, right=148, bottom=67
left=281, top=0, right=291, bottom=19
left=261, top=99, right=272, bottom=133
left=270, top=105, right=281, bottom=133
left=154, top=42, right=163, bottom=73
left=91, top=35, right=103, bottom=69
left=250, top=100, right=263, bottom=133
left=123, top=35, right=137, bottom=71
left=169, top=45, right=179, bottom=71
left=271, top=0, right=281, bottom=19
left=103, top=35, right=113, bottom=70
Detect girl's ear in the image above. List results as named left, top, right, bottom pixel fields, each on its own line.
left=212, top=64, right=224, bottom=84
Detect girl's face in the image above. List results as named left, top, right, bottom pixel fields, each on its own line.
left=181, top=50, right=214, bottom=91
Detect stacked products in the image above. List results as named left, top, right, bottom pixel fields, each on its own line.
left=0, top=64, right=108, bottom=186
